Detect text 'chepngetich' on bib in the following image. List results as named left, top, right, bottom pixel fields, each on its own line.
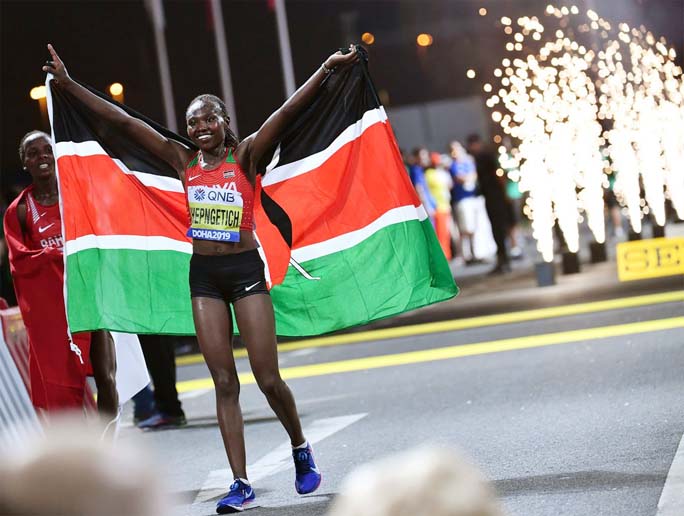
left=187, top=182, right=243, bottom=242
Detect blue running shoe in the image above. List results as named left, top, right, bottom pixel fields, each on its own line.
left=293, top=443, right=322, bottom=494
left=216, top=479, right=255, bottom=514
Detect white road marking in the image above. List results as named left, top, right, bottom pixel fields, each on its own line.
left=297, top=394, right=351, bottom=406
left=278, top=347, right=318, bottom=365
left=288, top=348, right=318, bottom=358
left=657, top=432, right=684, bottom=516
left=179, top=388, right=212, bottom=401
left=192, top=413, right=367, bottom=505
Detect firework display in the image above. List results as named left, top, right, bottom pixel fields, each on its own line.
left=473, top=5, right=684, bottom=262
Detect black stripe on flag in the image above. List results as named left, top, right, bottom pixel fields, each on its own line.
left=261, top=46, right=381, bottom=173
left=50, top=81, right=196, bottom=180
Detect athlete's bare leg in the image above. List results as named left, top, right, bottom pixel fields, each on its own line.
left=192, top=296, right=247, bottom=479
left=234, top=294, right=306, bottom=447
left=90, top=330, right=118, bottom=417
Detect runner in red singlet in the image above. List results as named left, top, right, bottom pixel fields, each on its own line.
left=5, top=131, right=118, bottom=417
left=44, top=43, right=358, bottom=513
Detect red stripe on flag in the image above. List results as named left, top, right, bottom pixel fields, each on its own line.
left=261, top=122, right=419, bottom=249
left=58, top=155, right=190, bottom=241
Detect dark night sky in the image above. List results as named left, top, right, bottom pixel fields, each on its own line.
left=1, top=0, right=682, bottom=200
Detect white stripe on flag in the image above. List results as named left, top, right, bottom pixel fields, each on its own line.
left=65, top=234, right=192, bottom=255
left=291, top=204, right=428, bottom=263
left=55, top=141, right=184, bottom=193
left=262, top=107, right=388, bottom=187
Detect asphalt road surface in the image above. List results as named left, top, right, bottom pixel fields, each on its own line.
left=119, top=291, right=684, bottom=516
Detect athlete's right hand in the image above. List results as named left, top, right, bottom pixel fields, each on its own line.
left=42, top=44, right=71, bottom=85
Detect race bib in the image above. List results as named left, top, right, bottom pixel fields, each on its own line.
left=187, top=184, right=243, bottom=242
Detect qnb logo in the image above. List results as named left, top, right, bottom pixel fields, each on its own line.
left=193, top=188, right=206, bottom=202
left=207, top=190, right=236, bottom=203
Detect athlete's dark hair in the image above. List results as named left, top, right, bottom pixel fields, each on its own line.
left=186, top=94, right=239, bottom=149
left=18, top=130, right=51, bottom=163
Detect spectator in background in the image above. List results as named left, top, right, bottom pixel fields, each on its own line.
left=135, top=335, right=187, bottom=430
left=466, top=134, right=512, bottom=274
left=605, top=170, right=625, bottom=238
left=409, top=147, right=437, bottom=225
left=498, top=141, right=523, bottom=260
left=449, top=141, right=482, bottom=264
left=328, top=445, right=501, bottom=516
left=424, top=152, right=454, bottom=260
left=131, top=384, right=157, bottom=425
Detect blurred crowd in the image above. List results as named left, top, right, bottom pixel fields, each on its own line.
left=404, top=134, right=523, bottom=275
left=0, top=417, right=501, bottom=516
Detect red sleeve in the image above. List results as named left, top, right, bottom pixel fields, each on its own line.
left=3, top=189, right=63, bottom=277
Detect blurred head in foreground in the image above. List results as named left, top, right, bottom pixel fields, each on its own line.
left=328, top=445, right=501, bottom=516
left=0, top=416, right=168, bottom=516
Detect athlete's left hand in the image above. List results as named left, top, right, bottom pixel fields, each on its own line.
left=324, top=44, right=360, bottom=70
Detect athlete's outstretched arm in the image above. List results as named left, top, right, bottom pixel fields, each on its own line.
left=42, top=44, right=192, bottom=176
left=246, top=45, right=359, bottom=170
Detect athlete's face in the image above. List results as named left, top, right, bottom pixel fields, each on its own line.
left=186, top=101, right=228, bottom=152
left=23, top=136, right=55, bottom=182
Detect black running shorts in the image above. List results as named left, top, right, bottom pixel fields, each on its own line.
left=189, top=249, right=269, bottom=304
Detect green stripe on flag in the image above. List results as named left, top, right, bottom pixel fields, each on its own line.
left=65, top=219, right=457, bottom=337
left=271, top=218, right=458, bottom=336
left=66, top=248, right=194, bottom=334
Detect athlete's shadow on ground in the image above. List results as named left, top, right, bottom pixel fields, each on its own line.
left=244, top=498, right=333, bottom=514
left=187, top=490, right=333, bottom=515
left=493, top=469, right=665, bottom=496
left=149, top=413, right=283, bottom=431
left=211, top=494, right=333, bottom=515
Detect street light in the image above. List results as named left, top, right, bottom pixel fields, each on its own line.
left=109, top=82, right=124, bottom=103
left=361, top=32, right=375, bottom=45
left=29, top=85, right=48, bottom=126
left=109, top=83, right=123, bottom=96
left=416, top=33, right=433, bottom=47
left=30, top=86, right=46, bottom=100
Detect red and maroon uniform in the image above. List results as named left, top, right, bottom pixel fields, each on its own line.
left=24, top=192, right=64, bottom=251
left=4, top=186, right=91, bottom=411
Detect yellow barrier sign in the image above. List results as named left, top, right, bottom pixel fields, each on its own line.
left=617, top=237, right=684, bottom=281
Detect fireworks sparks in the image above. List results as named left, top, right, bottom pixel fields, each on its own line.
left=473, top=5, right=684, bottom=261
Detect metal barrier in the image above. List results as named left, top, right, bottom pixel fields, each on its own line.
left=0, top=307, right=41, bottom=449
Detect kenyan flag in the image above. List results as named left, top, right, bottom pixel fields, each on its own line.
left=47, top=53, right=457, bottom=337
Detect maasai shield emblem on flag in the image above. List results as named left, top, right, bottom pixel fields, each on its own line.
left=47, top=52, right=458, bottom=337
